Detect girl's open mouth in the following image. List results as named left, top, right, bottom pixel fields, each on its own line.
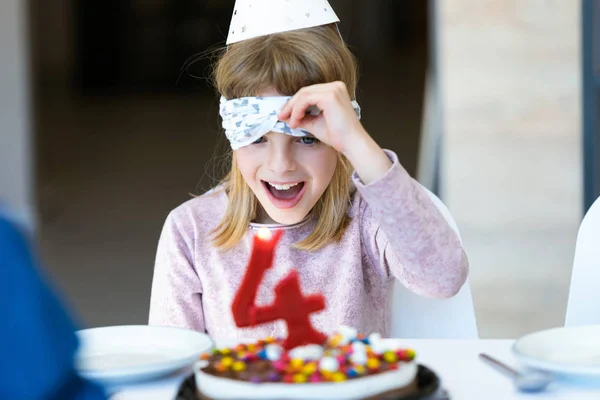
left=262, top=181, right=306, bottom=209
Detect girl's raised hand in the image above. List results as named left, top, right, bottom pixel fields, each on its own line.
left=279, top=81, right=392, bottom=185
left=277, top=81, right=366, bottom=154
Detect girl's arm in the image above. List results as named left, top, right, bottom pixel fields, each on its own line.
left=278, top=81, right=468, bottom=298
left=350, top=146, right=468, bottom=299
left=149, top=212, right=206, bottom=331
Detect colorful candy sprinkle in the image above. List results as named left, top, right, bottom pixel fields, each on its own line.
left=353, top=365, right=366, bottom=375
left=366, top=358, right=381, bottom=370
left=383, top=351, right=398, bottom=363
left=302, top=362, right=317, bottom=376
left=202, top=327, right=418, bottom=385
left=273, top=360, right=287, bottom=372
left=328, top=334, right=343, bottom=347
left=321, top=371, right=333, bottom=381
left=347, top=368, right=359, bottom=378
left=234, top=344, right=246, bottom=352
left=267, top=372, right=280, bottom=382
left=293, top=373, right=307, bottom=383
left=215, top=363, right=227, bottom=373
left=221, top=357, right=234, bottom=368
left=332, top=372, right=347, bottom=382
left=232, top=361, right=246, bottom=372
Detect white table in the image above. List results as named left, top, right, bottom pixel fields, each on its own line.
left=113, top=339, right=600, bottom=400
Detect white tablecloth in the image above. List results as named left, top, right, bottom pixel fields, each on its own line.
left=112, top=339, right=600, bottom=400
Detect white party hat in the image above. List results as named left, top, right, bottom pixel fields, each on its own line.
left=226, top=0, right=340, bottom=45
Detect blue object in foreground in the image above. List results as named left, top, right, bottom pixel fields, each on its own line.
left=0, top=210, right=106, bottom=400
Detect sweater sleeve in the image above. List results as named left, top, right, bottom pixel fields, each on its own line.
left=354, top=150, right=469, bottom=298
left=149, top=211, right=206, bottom=332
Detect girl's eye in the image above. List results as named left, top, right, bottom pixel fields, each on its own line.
left=300, top=137, right=319, bottom=145
left=252, top=136, right=266, bottom=144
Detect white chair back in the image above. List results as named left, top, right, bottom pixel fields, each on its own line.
left=565, top=196, right=600, bottom=327
left=389, top=187, right=479, bottom=339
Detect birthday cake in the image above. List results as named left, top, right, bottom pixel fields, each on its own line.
left=194, top=326, right=419, bottom=400
left=193, top=228, right=421, bottom=399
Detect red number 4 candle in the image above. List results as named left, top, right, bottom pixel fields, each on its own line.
left=231, top=228, right=327, bottom=350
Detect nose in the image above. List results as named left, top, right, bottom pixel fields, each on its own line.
left=266, top=141, right=296, bottom=174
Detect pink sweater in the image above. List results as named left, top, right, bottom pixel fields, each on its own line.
left=149, top=151, right=468, bottom=339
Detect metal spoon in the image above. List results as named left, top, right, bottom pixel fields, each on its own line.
left=479, top=353, right=554, bottom=392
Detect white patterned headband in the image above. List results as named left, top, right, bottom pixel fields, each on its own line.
left=219, top=95, right=361, bottom=150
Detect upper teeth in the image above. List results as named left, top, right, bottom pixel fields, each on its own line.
left=268, top=182, right=298, bottom=191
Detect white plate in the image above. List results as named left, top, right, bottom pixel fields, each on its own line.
left=75, top=325, right=213, bottom=385
left=512, top=325, right=600, bottom=376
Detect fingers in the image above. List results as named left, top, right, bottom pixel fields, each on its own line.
left=278, top=83, right=329, bottom=121
left=279, top=87, right=313, bottom=122
left=288, top=95, right=320, bottom=129
left=277, top=81, right=349, bottom=128
left=295, top=114, right=318, bottom=133
left=278, top=98, right=294, bottom=121
left=278, top=94, right=312, bottom=129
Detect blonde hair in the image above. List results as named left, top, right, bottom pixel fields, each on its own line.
left=211, top=24, right=358, bottom=251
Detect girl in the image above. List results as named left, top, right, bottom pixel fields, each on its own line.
left=149, top=8, right=468, bottom=339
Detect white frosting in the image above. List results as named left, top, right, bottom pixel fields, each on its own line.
left=368, top=333, right=382, bottom=343
left=265, top=344, right=284, bottom=361
left=368, top=333, right=395, bottom=354
left=348, top=351, right=367, bottom=365
left=351, top=341, right=366, bottom=353
left=289, top=344, right=324, bottom=361
left=318, top=357, right=339, bottom=372
left=194, top=338, right=418, bottom=400
left=337, top=325, right=358, bottom=345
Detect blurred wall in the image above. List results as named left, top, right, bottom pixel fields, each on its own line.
left=440, top=0, right=582, bottom=338
left=0, top=1, right=34, bottom=225
left=30, top=0, right=73, bottom=88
